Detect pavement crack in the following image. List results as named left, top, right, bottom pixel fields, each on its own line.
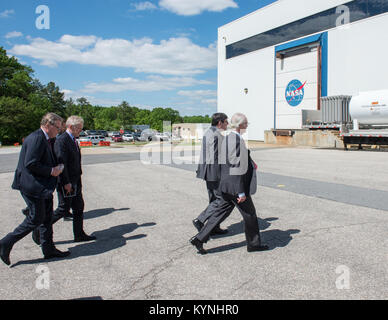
left=300, top=221, right=382, bottom=238
left=112, top=244, right=188, bottom=299
left=233, top=279, right=252, bottom=293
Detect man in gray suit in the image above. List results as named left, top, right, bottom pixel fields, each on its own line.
left=193, top=113, right=229, bottom=235
left=190, top=113, right=269, bottom=254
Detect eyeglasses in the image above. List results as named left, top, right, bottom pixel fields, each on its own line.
left=51, top=123, right=62, bottom=131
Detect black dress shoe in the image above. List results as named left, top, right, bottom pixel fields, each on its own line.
left=74, top=234, right=96, bottom=243
left=44, top=248, right=70, bottom=260
left=192, top=219, right=204, bottom=232
left=247, top=244, right=269, bottom=252
left=210, top=226, right=228, bottom=236
left=32, top=229, right=41, bottom=245
left=190, top=237, right=207, bottom=255
left=0, top=242, right=12, bottom=266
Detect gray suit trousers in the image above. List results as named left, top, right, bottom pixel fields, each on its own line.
left=196, top=194, right=262, bottom=248
left=197, top=181, right=222, bottom=224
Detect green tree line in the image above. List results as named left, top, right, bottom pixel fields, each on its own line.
left=0, top=47, right=211, bottom=145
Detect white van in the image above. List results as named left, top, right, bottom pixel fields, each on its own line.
left=78, top=136, right=104, bottom=145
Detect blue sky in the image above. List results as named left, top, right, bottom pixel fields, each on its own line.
left=0, top=0, right=276, bottom=116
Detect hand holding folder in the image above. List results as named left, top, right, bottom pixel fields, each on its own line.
left=62, top=183, right=77, bottom=198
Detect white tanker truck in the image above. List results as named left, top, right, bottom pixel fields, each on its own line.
left=341, top=90, right=388, bottom=150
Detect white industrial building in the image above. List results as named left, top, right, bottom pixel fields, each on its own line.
left=218, top=0, right=388, bottom=140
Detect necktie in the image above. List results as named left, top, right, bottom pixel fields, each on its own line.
left=48, top=138, right=53, bottom=151
left=48, top=138, right=56, bottom=162
left=73, top=137, right=80, bottom=152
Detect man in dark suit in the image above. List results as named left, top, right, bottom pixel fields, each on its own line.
left=0, top=113, right=71, bottom=266
left=21, top=122, right=73, bottom=220
left=193, top=113, right=229, bottom=235
left=190, top=113, right=269, bottom=254
left=32, top=116, right=96, bottom=244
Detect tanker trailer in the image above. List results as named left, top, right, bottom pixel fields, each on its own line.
left=341, top=90, right=388, bottom=150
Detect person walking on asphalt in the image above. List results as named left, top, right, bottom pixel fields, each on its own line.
left=190, top=113, right=269, bottom=254
left=193, top=112, right=229, bottom=236
left=0, top=113, right=70, bottom=266
left=32, top=115, right=96, bottom=245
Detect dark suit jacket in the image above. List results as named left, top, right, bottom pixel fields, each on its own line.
left=219, top=131, right=257, bottom=196
left=12, top=129, right=58, bottom=199
left=196, top=126, right=224, bottom=182
left=54, top=131, right=82, bottom=187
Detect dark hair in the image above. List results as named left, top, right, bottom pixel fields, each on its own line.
left=211, top=113, right=228, bottom=126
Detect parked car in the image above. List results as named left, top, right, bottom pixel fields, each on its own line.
left=108, top=131, right=120, bottom=137
left=122, top=134, right=134, bottom=142
left=154, top=132, right=170, bottom=141
left=78, top=136, right=101, bottom=145
left=171, top=135, right=183, bottom=142
left=97, top=130, right=108, bottom=137
left=132, top=132, right=141, bottom=141
left=111, top=134, right=123, bottom=142
left=85, top=130, right=98, bottom=136
left=140, top=129, right=157, bottom=142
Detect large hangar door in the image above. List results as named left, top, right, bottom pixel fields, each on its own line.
left=276, top=43, right=321, bottom=129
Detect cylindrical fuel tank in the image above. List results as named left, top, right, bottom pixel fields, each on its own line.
left=349, top=90, right=388, bottom=125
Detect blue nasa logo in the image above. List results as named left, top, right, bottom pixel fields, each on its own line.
left=285, top=80, right=306, bottom=107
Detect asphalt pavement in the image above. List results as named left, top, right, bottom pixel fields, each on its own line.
left=0, top=144, right=387, bottom=300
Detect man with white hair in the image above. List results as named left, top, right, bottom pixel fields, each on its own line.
left=190, top=113, right=268, bottom=254
left=32, top=116, right=96, bottom=244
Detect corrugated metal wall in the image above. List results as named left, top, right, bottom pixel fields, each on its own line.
left=321, top=96, right=352, bottom=124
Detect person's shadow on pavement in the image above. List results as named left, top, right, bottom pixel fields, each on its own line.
left=64, top=222, right=156, bottom=260
left=83, top=207, right=129, bottom=220
left=261, top=228, right=300, bottom=249
left=11, top=222, right=156, bottom=267
left=206, top=217, right=300, bottom=254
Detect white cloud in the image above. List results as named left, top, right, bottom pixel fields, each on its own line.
left=130, top=0, right=238, bottom=15
left=82, top=75, right=213, bottom=93
left=5, top=31, right=23, bottom=39
left=83, top=96, right=123, bottom=106
left=201, top=98, right=217, bottom=105
left=132, top=1, right=158, bottom=11
left=177, top=90, right=217, bottom=98
left=9, top=35, right=217, bottom=75
left=0, top=9, right=15, bottom=18
left=61, top=89, right=74, bottom=96
left=61, top=90, right=122, bottom=106
left=177, top=90, right=217, bottom=107
left=159, top=0, right=238, bottom=16
left=59, top=35, right=98, bottom=49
